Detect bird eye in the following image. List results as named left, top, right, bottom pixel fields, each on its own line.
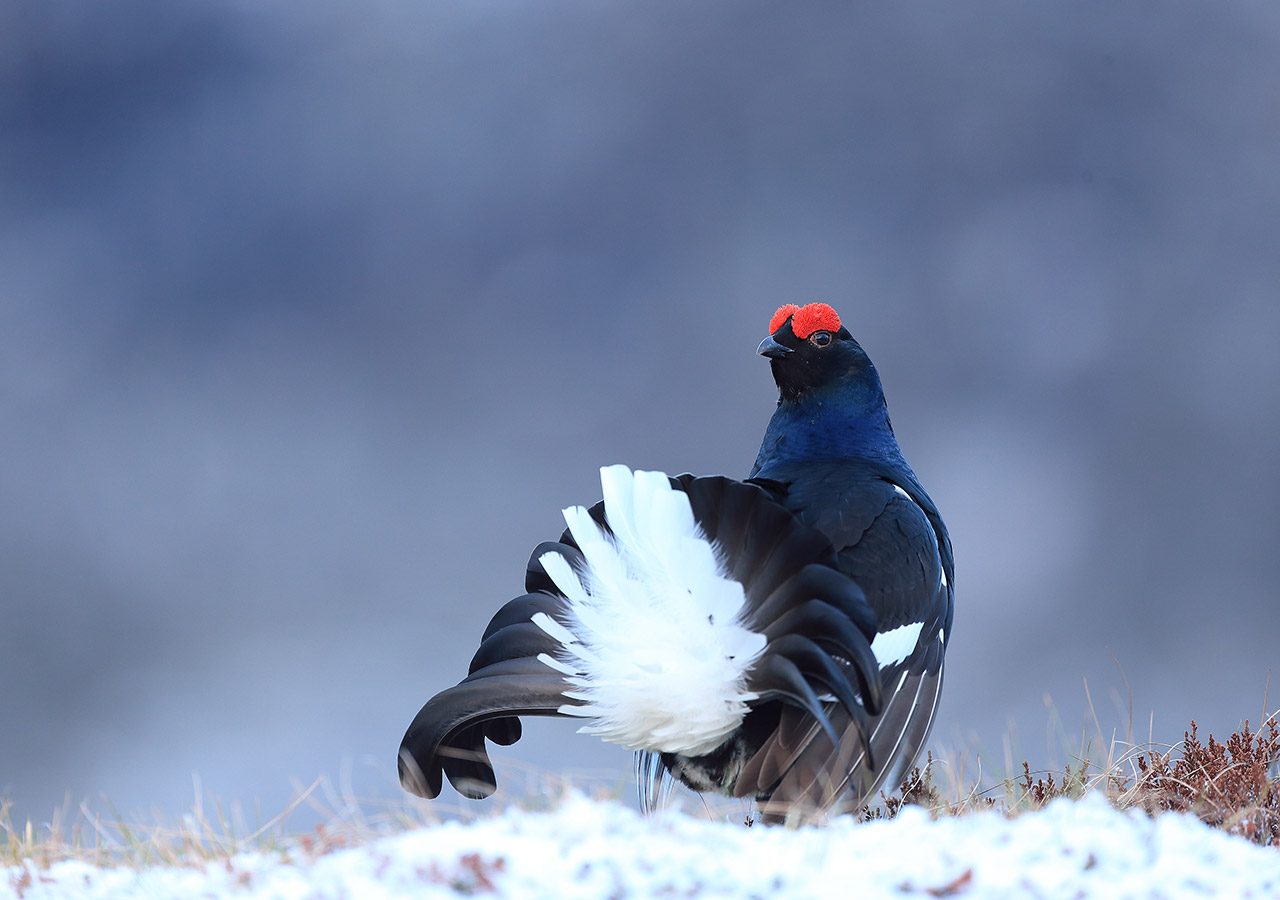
left=809, top=331, right=832, bottom=348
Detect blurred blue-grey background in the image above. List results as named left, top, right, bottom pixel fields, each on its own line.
left=3, top=1, right=1278, bottom=822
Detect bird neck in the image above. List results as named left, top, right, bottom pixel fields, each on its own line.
left=751, top=370, right=903, bottom=475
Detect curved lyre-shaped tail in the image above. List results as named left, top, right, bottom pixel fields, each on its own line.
left=399, top=467, right=883, bottom=815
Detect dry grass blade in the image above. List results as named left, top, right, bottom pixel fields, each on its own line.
left=3, top=714, right=1278, bottom=873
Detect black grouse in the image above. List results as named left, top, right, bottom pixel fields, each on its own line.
left=399, top=302, right=953, bottom=822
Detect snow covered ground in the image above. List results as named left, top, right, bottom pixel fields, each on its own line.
left=5, top=794, right=1279, bottom=899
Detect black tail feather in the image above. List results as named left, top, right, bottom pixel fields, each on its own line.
left=480, top=591, right=569, bottom=641
left=674, top=475, right=832, bottom=607
left=469, top=621, right=564, bottom=673
left=762, top=633, right=866, bottom=727
left=400, top=471, right=891, bottom=821
left=399, top=581, right=577, bottom=800
left=762, top=600, right=883, bottom=714
left=524, top=541, right=587, bottom=595
left=398, top=671, right=579, bottom=799
left=751, top=564, right=876, bottom=640
left=750, top=654, right=840, bottom=747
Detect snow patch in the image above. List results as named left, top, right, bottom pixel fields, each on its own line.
left=6, top=795, right=1279, bottom=899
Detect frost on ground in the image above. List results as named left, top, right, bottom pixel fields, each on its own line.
left=5, top=794, right=1279, bottom=899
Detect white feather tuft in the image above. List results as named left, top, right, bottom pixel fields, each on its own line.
left=871, top=621, right=924, bottom=668
left=531, top=465, right=766, bottom=756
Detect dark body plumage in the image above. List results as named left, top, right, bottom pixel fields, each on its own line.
left=663, top=314, right=954, bottom=816
left=399, top=305, right=952, bottom=822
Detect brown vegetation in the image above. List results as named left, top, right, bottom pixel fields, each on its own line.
left=870, top=718, right=1279, bottom=848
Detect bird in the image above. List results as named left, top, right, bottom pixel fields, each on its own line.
left=398, top=302, right=953, bottom=823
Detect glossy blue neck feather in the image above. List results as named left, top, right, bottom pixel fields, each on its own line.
left=750, top=362, right=904, bottom=477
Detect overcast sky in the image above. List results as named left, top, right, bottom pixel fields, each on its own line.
left=3, top=1, right=1278, bottom=823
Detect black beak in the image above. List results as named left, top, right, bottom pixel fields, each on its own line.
left=757, top=335, right=793, bottom=359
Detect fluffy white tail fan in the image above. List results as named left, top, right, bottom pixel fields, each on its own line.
left=532, top=465, right=766, bottom=756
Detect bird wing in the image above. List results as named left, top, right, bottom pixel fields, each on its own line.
left=747, top=619, right=946, bottom=820
left=736, top=460, right=954, bottom=818
left=397, top=560, right=585, bottom=800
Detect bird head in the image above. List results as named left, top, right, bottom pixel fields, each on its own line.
left=759, top=302, right=872, bottom=403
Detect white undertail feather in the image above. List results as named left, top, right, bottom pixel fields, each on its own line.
left=531, top=465, right=766, bottom=756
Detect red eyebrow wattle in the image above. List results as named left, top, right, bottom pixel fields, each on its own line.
left=790, top=303, right=841, bottom=339
left=768, top=304, right=801, bottom=335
